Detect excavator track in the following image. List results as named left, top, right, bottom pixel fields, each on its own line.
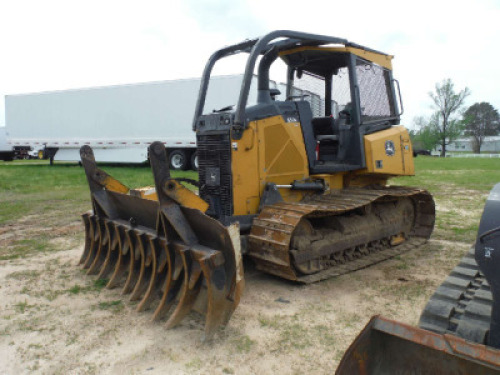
left=419, top=247, right=493, bottom=344
left=248, top=186, right=435, bottom=283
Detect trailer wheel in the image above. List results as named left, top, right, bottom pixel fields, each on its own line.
left=169, top=150, right=188, bottom=170
left=190, top=151, right=198, bottom=171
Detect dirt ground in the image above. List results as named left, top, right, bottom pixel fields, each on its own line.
left=0, top=194, right=484, bottom=374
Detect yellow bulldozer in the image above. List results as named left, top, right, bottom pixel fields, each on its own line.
left=78, top=30, right=436, bottom=341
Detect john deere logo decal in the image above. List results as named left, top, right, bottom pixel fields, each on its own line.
left=385, top=140, right=395, bottom=156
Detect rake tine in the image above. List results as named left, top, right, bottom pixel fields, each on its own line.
left=107, top=224, right=131, bottom=289
left=152, top=242, right=183, bottom=321
left=83, top=215, right=99, bottom=269
left=130, top=232, right=151, bottom=301
left=165, top=243, right=203, bottom=329
left=97, top=220, right=119, bottom=279
left=197, top=253, right=235, bottom=341
left=80, top=212, right=93, bottom=265
left=87, top=219, right=108, bottom=275
left=122, top=229, right=140, bottom=295
left=137, top=235, right=160, bottom=312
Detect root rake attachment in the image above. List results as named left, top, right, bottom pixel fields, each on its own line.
left=79, top=143, right=244, bottom=341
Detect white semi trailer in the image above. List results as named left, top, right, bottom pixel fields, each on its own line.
left=5, top=74, right=323, bottom=169
left=5, top=75, right=261, bottom=169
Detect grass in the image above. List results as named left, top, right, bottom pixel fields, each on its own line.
left=14, top=300, right=29, bottom=314
left=0, top=156, right=495, bottom=269
left=0, top=160, right=196, bottom=260
left=258, top=312, right=338, bottom=352
left=67, top=279, right=109, bottom=295
left=0, top=160, right=196, bottom=225
left=96, top=300, right=123, bottom=313
left=229, top=334, right=256, bottom=353
left=389, top=156, right=500, bottom=243
left=6, top=269, right=42, bottom=281
left=392, top=156, right=500, bottom=193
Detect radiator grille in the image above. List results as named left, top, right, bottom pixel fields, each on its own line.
left=197, top=132, right=233, bottom=218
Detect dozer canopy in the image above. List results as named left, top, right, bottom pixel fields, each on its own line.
left=193, top=30, right=402, bottom=134
left=192, top=30, right=404, bottom=177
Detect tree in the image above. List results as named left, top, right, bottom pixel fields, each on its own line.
left=411, top=116, right=440, bottom=151
left=463, top=102, right=500, bottom=153
left=429, top=79, right=470, bottom=156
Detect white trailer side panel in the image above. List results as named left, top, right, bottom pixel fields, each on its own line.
left=5, top=75, right=257, bottom=163
left=0, top=127, right=11, bottom=152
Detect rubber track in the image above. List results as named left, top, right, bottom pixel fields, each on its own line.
left=418, top=247, right=493, bottom=344
left=248, top=186, right=435, bottom=283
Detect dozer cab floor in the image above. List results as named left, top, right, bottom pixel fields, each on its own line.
left=248, top=186, right=435, bottom=283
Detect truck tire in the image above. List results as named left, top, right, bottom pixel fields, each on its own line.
left=169, top=150, right=188, bottom=170
left=190, top=151, right=198, bottom=171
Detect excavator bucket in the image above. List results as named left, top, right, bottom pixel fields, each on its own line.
left=79, top=142, right=244, bottom=341
left=336, top=316, right=500, bottom=374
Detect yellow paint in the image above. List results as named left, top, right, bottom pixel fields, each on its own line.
left=130, top=182, right=208, bottom=213
left=257, top=116, right=309, bottom=202
left=231, top=122, right=261, bottom=215
left=132, top=186, right=158, bottom=200
left=230, top=117, right=414, bottom=212
left=346, top=173, right=388, bottom=187
left=363, top=126, right=414, bottom=176
left=310, top=173, right=345, bottom=191
left=231, top=116, right=310, bottom=215
left=279, top=46, right=393, bottom=70
left=163, top=180, right=209, bottom=212
left=102, top=175, right=129, bottom=194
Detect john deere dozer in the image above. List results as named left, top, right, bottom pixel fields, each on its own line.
left=78, top=30, right=435, bottom=340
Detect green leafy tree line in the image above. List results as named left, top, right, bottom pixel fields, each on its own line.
left=410, top=79, right=499, bottom=156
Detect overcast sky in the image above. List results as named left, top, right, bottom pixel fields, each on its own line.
left=1, top=0, right=499, bottom=128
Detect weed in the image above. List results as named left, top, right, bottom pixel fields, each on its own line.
left=258, top=314, right=282, bottom=329
left=97, top=300, right=123, bottom=313
left=6, top=269, right=41, bottom=281
left=14, top=300, right=29, bottom=314
left=278, top=322, right=311, bottom=350
left=67, top=279, right=108, bottom=295
left=313, top=324, right=336, bottom=347
left=230, top=335, right=255, bottom=353
left=68, top=285, right=82, bottom=294
left=185, top=357, right=202, bottom=370
left=93, top=278, right=108, bottom=290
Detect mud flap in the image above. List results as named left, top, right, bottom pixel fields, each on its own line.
left=336, top=316, right=500, bottom=374
left=79, top=144, right=244, bottom=340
